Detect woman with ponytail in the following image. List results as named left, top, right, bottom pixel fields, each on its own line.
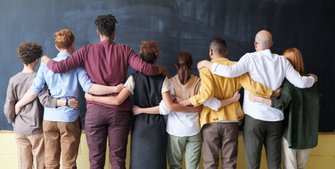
left=133, top=51, right=241, bottom=169
left=85, top=41, right=202, bottom=169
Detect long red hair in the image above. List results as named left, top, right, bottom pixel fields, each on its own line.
left=283, top=48, right=304, bottom=74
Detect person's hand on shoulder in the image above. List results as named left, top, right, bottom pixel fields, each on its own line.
left=41, top=55, right=51, bottom=65
left=197, top=60, right=212, bottom=70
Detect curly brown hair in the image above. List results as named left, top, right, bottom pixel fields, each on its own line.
left=54, top=29, right=75, bottom=49
left=16, top=41, right=43, bottom=65
left=139, top=41, right=159, bottom=64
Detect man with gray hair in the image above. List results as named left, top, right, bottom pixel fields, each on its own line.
left=197, top=30, right=317, bottom=169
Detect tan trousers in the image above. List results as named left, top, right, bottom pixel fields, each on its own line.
left=201, top=122, right=239, bottom=169
left=281, top=137, right=311, bottom=169
left=43, top=117, right=81, bottom=169
left=15, top=133, right=45, bottom=169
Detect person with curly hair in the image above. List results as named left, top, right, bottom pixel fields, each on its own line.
left=4, top=41, right=80, bottom=169
left=40, top=14, right=168, bottom=169
left=15, top=29, right=123, bottom=169
left=85, top=41, right=202, bottom=169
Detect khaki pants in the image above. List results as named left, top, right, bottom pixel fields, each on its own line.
left=43, top=117, right=81, bottom=169
left=167, top=132, right=202, bottom=169
left=202, top=122, right=239, bottom=169
left=281, top=137, right=311, bottom=169
left=15, top=133, right=45, bottom=169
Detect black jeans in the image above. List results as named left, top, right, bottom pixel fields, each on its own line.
left=243, top=114, right=283, bottom=169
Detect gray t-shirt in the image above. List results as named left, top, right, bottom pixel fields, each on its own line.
left=4, top=72, right=57, bottom=135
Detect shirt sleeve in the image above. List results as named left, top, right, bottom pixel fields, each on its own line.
left=37, top=86, right=57, bottom=108
left=271, top=81, right=292, bottom=111
left=76, top=66, right=94, bottom=93
left=189, top=68, right=215, bottom=107
left=4, top=79, right=16, bottom=123
left=199, top=86, right=222, bottom=111
left=30, top=64, right=47, bottom=94
left=239, top=73, right=273, bottom=98
left=127, top=46, right=160, bottom=76
left=124, top=75, right=135, bottom=95
left=161, top=76, right=171, bottom=94
left=211, top=54, right=249, bottom=78
left=47, top=47, right=86, bottom=73
left=158, top=100, right=170, bottom=115
left=284, top=59, right=315, bottom=88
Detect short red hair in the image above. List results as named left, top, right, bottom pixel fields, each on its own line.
left=54, top=29, right=75, bottom=49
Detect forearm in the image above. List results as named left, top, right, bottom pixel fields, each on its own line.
left=259, top=98, right=272, bottom=106
left=220, top=97, right=237, bottom=107
left=211, top=62, right=246, bottom=78
left=17, top=90, right=39, bottom=108
left=56, top=100, right=67, bottom=107
left=90, top=96, right=122, bottom=105
left=88, top=84, right=120, bottom=95
left=138, top=106, right=160, bottom=114
left=168, top=103, right=199, bottom=112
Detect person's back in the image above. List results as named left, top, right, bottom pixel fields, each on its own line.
left=241, top=49, right=290, bottom=121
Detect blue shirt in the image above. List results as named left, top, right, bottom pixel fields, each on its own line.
left=30, top=52, right=93, bottom=122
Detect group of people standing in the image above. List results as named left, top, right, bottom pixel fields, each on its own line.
left=4, top=13, right=320, bottom=169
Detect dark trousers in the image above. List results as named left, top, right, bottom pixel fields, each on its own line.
left=85, top=105, right=131, bottom=169
left=202, top=122, right=239, bottom=169
left=243, top=114, right=283, bottom=169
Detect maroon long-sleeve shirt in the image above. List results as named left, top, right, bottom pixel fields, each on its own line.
left=47, top=40, right=159, bottom=111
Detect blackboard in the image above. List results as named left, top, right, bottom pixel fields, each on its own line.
left=1, top=0, right=334, bottom=132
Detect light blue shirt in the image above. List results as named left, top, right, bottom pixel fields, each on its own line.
left=30, top=52, right=93, bottom=122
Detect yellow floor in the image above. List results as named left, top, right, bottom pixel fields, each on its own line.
left=1, top=131, right=335, bottom=169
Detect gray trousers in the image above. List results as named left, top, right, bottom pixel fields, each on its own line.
left=243, top=114, right=283, bottom=169
left=202, top=122, right=239, bottom=169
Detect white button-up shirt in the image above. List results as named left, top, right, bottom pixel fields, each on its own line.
left=211, top=49, right=315, bottom=121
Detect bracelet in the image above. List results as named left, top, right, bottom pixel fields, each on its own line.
left=66, top=99, right=69, bottom=107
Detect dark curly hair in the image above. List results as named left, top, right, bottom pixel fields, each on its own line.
left=16, top=41, right=43, bottom=65
left=139, top=41, right=159, bottom=64
left=94, top=14, right=118, bottom=38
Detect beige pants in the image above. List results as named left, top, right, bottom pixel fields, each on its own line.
left=281, top=137, right=311, bottom=169
left=43, top=117, right=81, bottom=169
left=15, top=133, right=45, bottom=169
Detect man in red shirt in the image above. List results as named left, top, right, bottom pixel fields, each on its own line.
left=41, top=14, right=168, bottom=169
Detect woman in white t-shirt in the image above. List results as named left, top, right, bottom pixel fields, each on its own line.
left=133, top=51, right=240, bottom=169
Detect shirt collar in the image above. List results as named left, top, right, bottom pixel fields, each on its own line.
left=258, top=49, right=272, bottom=55
left=211, top=57, right=228, bottom=62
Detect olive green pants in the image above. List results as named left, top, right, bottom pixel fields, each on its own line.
left=167, top=132, right=202, bottom=169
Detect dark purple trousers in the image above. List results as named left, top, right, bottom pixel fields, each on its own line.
left=85, top=105, right=131, bottom=169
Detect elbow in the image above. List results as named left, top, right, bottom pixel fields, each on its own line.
left=114, top=98, right=123, bottom=105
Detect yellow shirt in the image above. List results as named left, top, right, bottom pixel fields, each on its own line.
left=190, top=57, right=273, bottom=128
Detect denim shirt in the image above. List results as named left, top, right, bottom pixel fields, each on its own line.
left=30, top=52, right=93, bottom=122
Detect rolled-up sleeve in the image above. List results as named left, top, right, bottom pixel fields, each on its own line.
left=76, top=66, right=94, bottom=93
left=30, top=64, right=47, bottom=94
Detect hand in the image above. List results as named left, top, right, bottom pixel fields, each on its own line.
left=232, top=91, right=241, bottom=102
left=172, top=94, right=184, bottom=103
left=85, top=93, right=93, bottom=101
left=41, top=55, right=51, bottom=65
left=197, top=60, right=212, bottom=70
left=12, top=122, right=15, bottom=127
left=307, top=73, right=318, bottom=83
left=194, top=105, right=203, bottom=112
left=272, top=88, right=281, bottom=98
left=114, top=83, right=124, bottom=93
left=159, top=67, right=169, bottom=78
left=249, top=93, right=262, bottom=103
left=132, top=105, right=142, bottom=115
left=68, top=98, right=79, bottom=109
left=15, top=103, right=22, bottom=115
